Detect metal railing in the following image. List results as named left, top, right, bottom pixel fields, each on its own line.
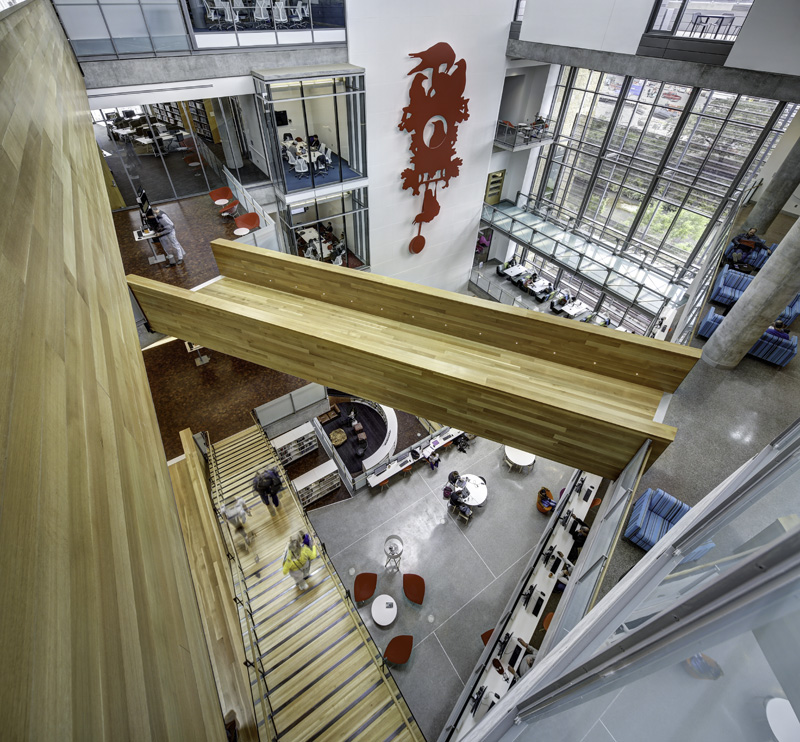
left=206, top=433, right=280, bottom=741
left=248, top=421, right=425, bottom=742
left=495, top=118, right=552, bottom=149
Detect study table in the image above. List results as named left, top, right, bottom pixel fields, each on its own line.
left=504, top=446, right=536, bottom=472
left=561, top=299, right=592, bottom=319
left=501, top=264, right=527, bottom=279
left=133, top=228, right=167, bottom=265
left=457, top=474, right=488, bottom=507
left=298, top=227, right=332, bottom=259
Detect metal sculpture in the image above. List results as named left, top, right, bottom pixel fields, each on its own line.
left=398, top=42, right=469, bottom=254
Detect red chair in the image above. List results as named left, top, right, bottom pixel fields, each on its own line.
left=219, top=199, right=240, bottom=217
left=402, top=574, right=425, bottom=605
left=353, top=573, right=377, bottom=603
left=481, top=629, right=494, bottom=646
left=234, top=212, right=260, bottom=235
left=209, top=187, right=233, bottom=206
left=383, top=635, right=413, bottom=665
left=542, top=612, right=554, bottom=631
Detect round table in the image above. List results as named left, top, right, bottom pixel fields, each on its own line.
left=214, top=198, right=229, bottom=205
left=766, top=697, right=800, bottom=741
left=371, top=594, right=398, bottom=626
left=458, top=474, right=488, bottom=507
left=233, top=227, right=251, bottom=236
left=504, top=446, right=536, bottom=472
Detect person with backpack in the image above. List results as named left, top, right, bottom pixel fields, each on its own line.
left=283, top=532, right=318, bottom=591
left=253, top=468, right=282, bottom=509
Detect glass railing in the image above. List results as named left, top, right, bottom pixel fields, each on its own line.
left=495, top=118, right=553, bottom=149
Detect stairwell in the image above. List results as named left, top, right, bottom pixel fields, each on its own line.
left=208, top=425, right=425, bottom=742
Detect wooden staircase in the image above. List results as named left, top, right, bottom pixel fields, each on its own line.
left=208, top=426, right=425, bottom=742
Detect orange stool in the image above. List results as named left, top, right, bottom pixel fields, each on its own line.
left=542, top=612, right=554, bottom=630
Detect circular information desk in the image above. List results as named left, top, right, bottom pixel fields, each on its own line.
left=504, top=446, right=536, bottom=472
left=766, top=697, right=800, bottom=741
left=371, top=594, right=398, bottom=626
left=459, top=474, right=488, bottom=507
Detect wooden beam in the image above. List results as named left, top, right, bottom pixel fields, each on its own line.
left=127, top=272, right=682, bottom=479
left=211, top=240, right=701, bottom=393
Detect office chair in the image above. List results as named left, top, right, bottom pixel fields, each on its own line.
left=212, top=0, right=235, bottom=29
left=273, top=1, right=288, bottom=27
left=203, top=0, right=223, bottom=28
left=283, top=132, right=294, bottom=141
left=173, top=132, right=189, bottom=152
left=253, top=0, right=272, bottom=28
left=288, top=1, right=307, bottom=27
left=294, top=158, right=309, bottom=178
left=231, top=0, right=252, bottom=27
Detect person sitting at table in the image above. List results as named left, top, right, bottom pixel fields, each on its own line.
left=287, top=140, right=298, bottom=158
left=766, top=319, right=790, bottom=339
left=447, top=470, right=460, bottom=487
left=448, top=487, right=472, bottom=518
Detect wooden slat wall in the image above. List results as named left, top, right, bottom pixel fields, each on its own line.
left=212, top=241, right=701, bottom=393
left=171, top=430, right=258, bottom=742
left=127, top=274, right=677, bottom=479
left=0, top=1, right=222, bottom=738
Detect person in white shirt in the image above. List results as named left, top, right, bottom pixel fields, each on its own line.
left=221, top=497, right=257, bottom=559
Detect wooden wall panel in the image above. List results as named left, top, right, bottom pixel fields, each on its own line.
left=0, top=1, right=222, bottom=738
left=212, top=241, right=701, bottom=393
left=127, top=274, right=677, bottom=479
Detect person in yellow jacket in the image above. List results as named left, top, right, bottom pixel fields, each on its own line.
left=283, top=532, right=318, bottom=591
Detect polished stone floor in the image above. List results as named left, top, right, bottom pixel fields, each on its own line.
left=308, top=436, right=574, bottom=741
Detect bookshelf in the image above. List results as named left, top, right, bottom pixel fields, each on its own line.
left=291, top=460, right=340, bottom=507
left=188, top=99, right=221, bottom=144
left=271, top=422, right=318, bottom=466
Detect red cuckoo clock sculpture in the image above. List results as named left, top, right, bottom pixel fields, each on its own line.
left=398, top=42, right=469, bottom=254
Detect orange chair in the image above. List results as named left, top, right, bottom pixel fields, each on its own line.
left=219, top=199, right=240, bottom=217
left=234, top=212, right=260, bottom=235
left=402, top=574, right=425, bottom=605
left=209, top=187, right=233, bottom=205
left=353, top=573, right=377, bottom=603
left=481, top=629, right=494, bottom=646
left=383, top=635, right=413, bottom=665
left=542, top=612, right=554, bottom=630
left=591, top=497, right=603, bottom=508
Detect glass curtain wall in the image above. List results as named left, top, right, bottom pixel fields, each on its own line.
left=530, top=67, right=796, bottom=280
left=93, top=95, right=270, bottom=210
left=255, top=74, right=366, bottom=194
left=185, top=0, right=345, bottom=36
left=648, top=0, right=754, bottom=41
left=278, top=188, right=369, bottom=268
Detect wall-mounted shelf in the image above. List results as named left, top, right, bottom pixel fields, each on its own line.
left=291, top=459, right=339, bottom=507
left=271, top=422, right=318, bottom=467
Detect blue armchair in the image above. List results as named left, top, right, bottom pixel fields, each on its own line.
left=723, top=241, right=777, bottom=270
left=709, top=266, right=754, bottom=306
left=624, top=488, right=714, bottom=563
left=696, top=308, right=796, bottom=367
left=776, top=294, right=800, bottom=329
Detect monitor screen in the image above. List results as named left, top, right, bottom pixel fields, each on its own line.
left=123, top=109, right=136, bottom=119
left=275, top=110, right=288, bottom=127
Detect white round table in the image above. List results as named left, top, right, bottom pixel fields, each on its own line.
left=766, top=697, right=800, bottom=741
left=233, top=227, right=250, bottom=236
left=371, top=594, right=397, bottom=626
left=458, top=474, right=488, bottom=507
left=504, top=446, right=536, bottom=472
left=214, top=198, right=229, bottom=206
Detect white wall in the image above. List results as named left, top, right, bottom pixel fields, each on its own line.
left=725, top=0, right=800, bottom=76
left=518, top=0, right=652, bottom=55
left=346, top=0, right=516, bottom=292
left=237, top=95, right=270, bottom=178
left=751, top=111, right=800, bottom=217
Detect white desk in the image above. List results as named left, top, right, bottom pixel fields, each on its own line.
left=133, top=228, right=167, bottom=265
left=561, top=300, right=591, bottom=319
left=422, top=428, right=463, bottom=458
left=371, top=595, right=398, bottom=626
left=112, top=127, right=136, bottom=138
left=504, top=446, right=536, bottom=472
left=502, top=264, right=526, bottom=278
left=458, top=474, right=487, bottom=507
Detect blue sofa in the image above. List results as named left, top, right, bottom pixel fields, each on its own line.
left=624, top=488, right=714, bottom=563
left=776, top=294, right=800, bottom=329
left=709, top=265, right=754, bottom=306
left=696, top=308, right=797, bottom=367
left=723, top=241, right=777, bottom=270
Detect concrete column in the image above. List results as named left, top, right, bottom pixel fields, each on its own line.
left=746, top=134, right=800, bottom=235
left=702, top=216, right=800, bottom=369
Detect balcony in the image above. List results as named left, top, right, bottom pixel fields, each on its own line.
left=494, top=118, right=554, bottom=152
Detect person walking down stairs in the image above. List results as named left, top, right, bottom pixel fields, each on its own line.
left=283, top=531, right=318, bottom=591
left=253, top=468, right=282, bottom=511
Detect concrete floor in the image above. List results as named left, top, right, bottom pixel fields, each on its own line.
left=308, top=436, right=574, bottom=741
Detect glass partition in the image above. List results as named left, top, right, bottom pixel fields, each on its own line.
left=648, top=0, right=754, bottom=41
left=278, top=187, right=369, bottom=268
left=256, top=74, right=366, bottom=194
